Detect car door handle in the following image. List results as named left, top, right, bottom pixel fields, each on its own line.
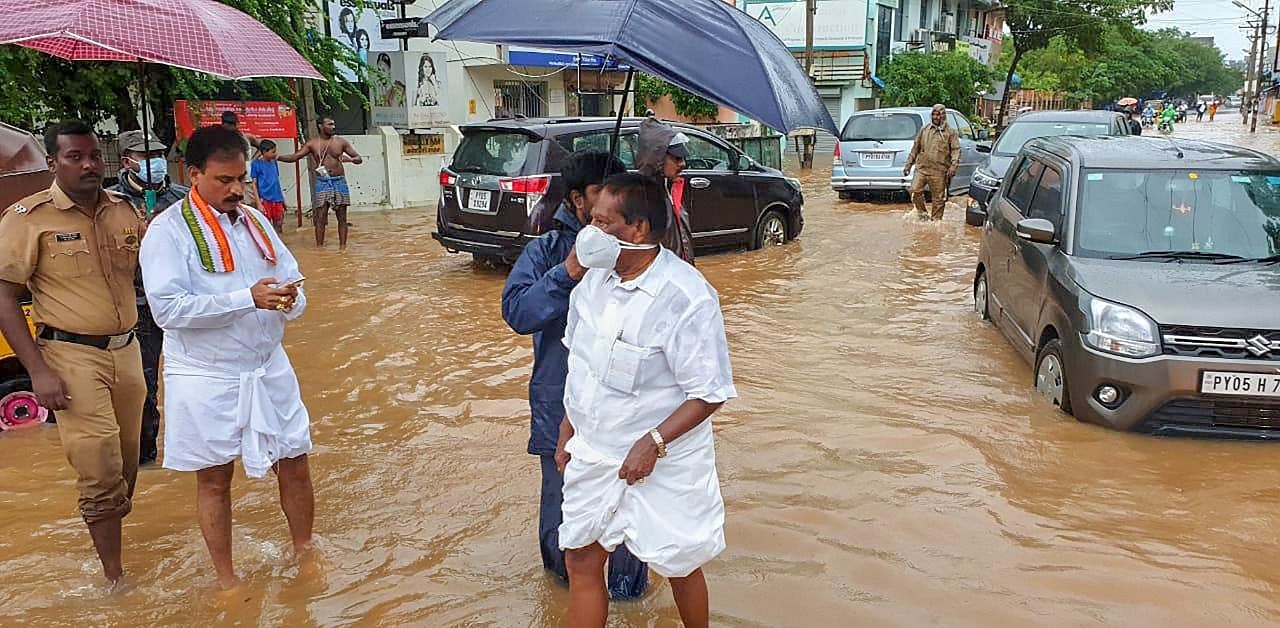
left=689, top=177, right=711, bottom=189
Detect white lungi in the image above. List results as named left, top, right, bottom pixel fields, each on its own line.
left=140, top=200, right=311, bottom=478
left=558, top=249, right=736, bottom=578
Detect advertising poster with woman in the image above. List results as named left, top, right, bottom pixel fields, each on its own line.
left=328, top=0, right=398, bottom=81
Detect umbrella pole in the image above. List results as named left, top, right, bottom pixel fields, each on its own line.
left=137, top=61, right=156, bottom=217
left=608, top=68, right=634, bottom=167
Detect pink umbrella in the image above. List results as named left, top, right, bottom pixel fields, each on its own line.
left=0, top=0, right=323, bottom=80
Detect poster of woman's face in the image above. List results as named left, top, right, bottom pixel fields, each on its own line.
left=414, top=54, right=440, bottom=108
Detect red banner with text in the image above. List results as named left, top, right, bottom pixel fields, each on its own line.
left=174, top=100, right=298, bottom=140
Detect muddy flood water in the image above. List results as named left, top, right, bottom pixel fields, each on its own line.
left=3, top=118, right=1280, bottom=627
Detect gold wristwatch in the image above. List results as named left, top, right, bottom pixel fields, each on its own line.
left=649, top=428, right=667, bottom=458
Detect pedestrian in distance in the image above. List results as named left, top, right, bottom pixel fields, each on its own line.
left=557, top=173, right=737, bottom=628
left=903, top=104, right=960, bottom=221
left=501, top=150, right=649, bottom=600
left=1197, top=101, right=1206, bottom=122
left=140, top=125, right=315, bottom=591
left=0, top=121, right=148, bottom=586
left=109, top=129, right=190, bottom=466
left=252, top=139, right=288, bottom=233
left=1126, top=106, right=1142, bottom=135
left=1209, top=100, right=1219, bottom=122
left=278, top=116, right=363, bottom=249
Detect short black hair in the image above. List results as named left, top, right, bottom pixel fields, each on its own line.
left=186, top=125, right=248, bottom=170
left=602, top=173, right=669, bottom=243
left=221, top=110, right=238, bottom=125
left=45, top=120, right=95, bottom=155
left=258, top=139, right=277, bottom=153
left=562, top=150, right=626, bottom=198
left=317, top=115, right=335, bottom=128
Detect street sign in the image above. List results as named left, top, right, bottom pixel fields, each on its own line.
left=381, top=17, right=426, bottom=39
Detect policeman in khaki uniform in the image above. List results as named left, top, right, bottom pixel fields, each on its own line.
left=0, top=121, right=146, bottom=585
left=903, top=104, right=961, bottom=221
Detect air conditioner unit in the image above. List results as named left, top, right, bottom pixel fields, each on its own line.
left=910, top=28, right=929, bottom=43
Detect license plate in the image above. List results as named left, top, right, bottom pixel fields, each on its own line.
left=467, top=189, right=491, bottom=211
left=860, top=152, right=893, bottom=167
left=1200, top=371, right=1280, bottom=397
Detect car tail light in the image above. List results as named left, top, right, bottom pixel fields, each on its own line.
left=498, top=175, right=552, bottom=195
left=439, top=170, right=458, bottom=187
left=834, top=142, right=841, bottom=158
left=499, top=175, right=553, bottom=216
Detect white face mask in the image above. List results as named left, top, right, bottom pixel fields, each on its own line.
left=575, top=225, right=657, bottom=270
left=130, top=157, right=168, bottom=184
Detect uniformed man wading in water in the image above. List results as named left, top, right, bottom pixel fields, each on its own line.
left=278, top=116, right=362, bottom=249
left=903, top=104, right=960, bottom=221
left=0, top=121, right=148, bottom=586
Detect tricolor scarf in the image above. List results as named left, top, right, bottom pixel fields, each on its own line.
left=180, top=188, right=277, bottom=273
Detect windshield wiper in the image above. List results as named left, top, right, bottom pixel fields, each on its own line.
left=454, top=165, right=489, bottom=174
left=1108, top=250, right=1247, bottom=262
left=1216, top=253, right=1280, bottom=265
left=842, top=137, right=885, bottom=144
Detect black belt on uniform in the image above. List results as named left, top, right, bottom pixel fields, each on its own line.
left=38, top=326, right=135, bottom=351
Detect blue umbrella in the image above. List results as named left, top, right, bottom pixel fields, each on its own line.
left=425, top=0, right=838, bottom=136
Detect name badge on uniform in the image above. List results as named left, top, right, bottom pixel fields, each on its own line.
left=55, top=232, right=82, bottom=242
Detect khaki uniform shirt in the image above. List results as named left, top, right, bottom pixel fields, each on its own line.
left=906, top=123, right=961, bottom=174
left=0, top=183, right=145, bottom=335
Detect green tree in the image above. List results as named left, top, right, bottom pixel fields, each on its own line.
left=0, top=0, right=363, bottom=145
left=634, top=74, right=720, bottom=120
left=878, top=50, right=994, bottom=116
left=998, top=0, right=1172, bottom=126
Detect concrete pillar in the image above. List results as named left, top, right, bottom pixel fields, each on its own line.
left=379, top=126, right=406, bottom=209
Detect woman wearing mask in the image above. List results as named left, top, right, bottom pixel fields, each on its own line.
left=557, top=173, right=736, bottom=628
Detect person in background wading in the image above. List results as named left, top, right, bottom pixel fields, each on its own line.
left=635, top=117, right=695, bottom=265
left=108, top=130, right=189, bottom=465
left=502, top=150, right=649, bottom=600
left=221, top=111, right=261, bottom=210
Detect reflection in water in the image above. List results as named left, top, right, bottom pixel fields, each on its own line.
left=1, top=121, right=1280, bottom=626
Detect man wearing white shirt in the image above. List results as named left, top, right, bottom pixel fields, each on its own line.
left=140, top=126, right=313, bottom=590
left=556, top=173, right=736, bottom=628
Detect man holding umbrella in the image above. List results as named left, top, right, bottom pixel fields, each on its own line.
left=109, top=130, right=189, bottom=465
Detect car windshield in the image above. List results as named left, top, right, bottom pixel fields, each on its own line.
left=993, top=122, right=1111, bottom=155
left=452, top=131, right=533, bottom=176
left=1076, top=168, right=1280, bottom=259
left=841, top=113, right=921, bottom=141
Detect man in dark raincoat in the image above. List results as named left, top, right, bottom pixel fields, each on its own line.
left=501, top=150, right=648, bottom=598
left=636, top=117, right=696, bottom=264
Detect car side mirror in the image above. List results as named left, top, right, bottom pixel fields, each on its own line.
left=976, top=128, right=989, bottom=140
left=976, top=142, right=992, bottom=153
left=734, top=153, right=751, bottom=171
left=1016, top=218, right=1057, bottom=244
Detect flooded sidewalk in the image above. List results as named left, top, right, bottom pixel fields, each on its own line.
left=2, top=120, right=1280, bottom=626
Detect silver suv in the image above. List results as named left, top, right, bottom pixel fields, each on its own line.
left=830, top=107, right=989, bottom=200
left=974, top=135, right=1280, bottom=437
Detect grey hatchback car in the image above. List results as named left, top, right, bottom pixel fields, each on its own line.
left=974, top=135, right=1280, bottom=437
left=830, top=107, right=990, bottom=199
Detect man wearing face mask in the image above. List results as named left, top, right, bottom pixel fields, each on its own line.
left=110, top=130, right=189, bottom=465
left=558, top=173, right=736, bottom=628
left=501, top=150, right=649, bottom=599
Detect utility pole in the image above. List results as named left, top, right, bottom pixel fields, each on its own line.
left=1244, top=23, right=1258, bottom=126
left=800, top=0, right=817, bottom=170
left=1254, top=0, right=1272, bottom=132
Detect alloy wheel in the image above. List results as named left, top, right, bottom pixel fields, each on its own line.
left=1035, top=353, right=1065, bottom=407
left=762, top=215, right=786, bottom=246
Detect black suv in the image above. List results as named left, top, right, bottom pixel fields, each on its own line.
left=431, top=117, right=804, bottom=264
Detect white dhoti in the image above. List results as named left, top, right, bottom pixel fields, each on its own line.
left=558, top=429, right=726, bottom=579
left=162, top=346, right=312, bottom=477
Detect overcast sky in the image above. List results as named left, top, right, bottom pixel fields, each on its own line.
left=1154, top=0, right=1258, bottom=61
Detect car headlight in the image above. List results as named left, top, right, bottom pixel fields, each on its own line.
left=1083, top=297, right=1160, bottom=358
left=785, top=177, right=802, bottom=192
left=973, top=169, right=1001, bottom=187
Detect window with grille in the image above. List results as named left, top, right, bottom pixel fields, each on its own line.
left=494, top=80, right=548, bottom=119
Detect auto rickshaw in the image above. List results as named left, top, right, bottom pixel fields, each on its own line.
left=0, top=122, right=52, bottom=430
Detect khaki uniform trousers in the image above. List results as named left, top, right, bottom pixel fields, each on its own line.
left=910, top=169, right=949, bottom=220
left=39, top=338, right=145, bottom=524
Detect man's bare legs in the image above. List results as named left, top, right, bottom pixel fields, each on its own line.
left=274, top=454, right=314, bottom=555
left=334, top=205, right=349, bottom=249
left=313, top=203, right=329, bottom=247
left=196, top=463, right=238, bottom=589
left=85, top=516, right=124, bottom=583
left=669, top=568, right=710, bottom=628
left=565, top=543, right=610, bottom=628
